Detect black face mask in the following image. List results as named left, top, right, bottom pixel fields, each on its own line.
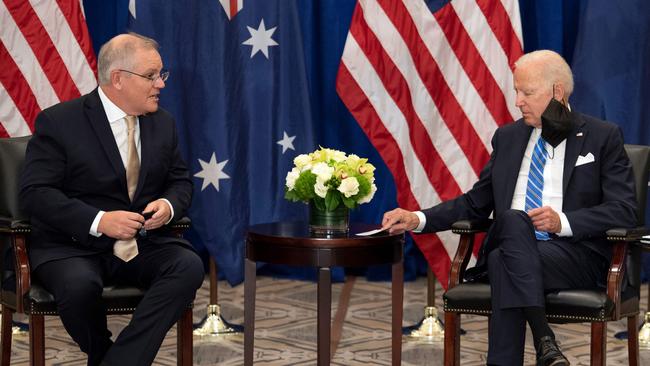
left=541, top=97, right=574, bottom=148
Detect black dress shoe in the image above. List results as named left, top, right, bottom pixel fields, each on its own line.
left=536, top=336, right=569, bottom=366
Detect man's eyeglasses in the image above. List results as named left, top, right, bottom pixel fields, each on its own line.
left=118, top=69, right=170, bottom=84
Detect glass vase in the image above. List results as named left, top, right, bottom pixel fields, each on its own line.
left=308, top=201, right=350, bottom=237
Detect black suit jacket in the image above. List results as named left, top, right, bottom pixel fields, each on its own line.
left=20, top=89, right=193, bottom=270
left=421, top=113, right=637, bottom=263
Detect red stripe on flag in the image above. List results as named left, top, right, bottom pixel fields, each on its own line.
left=349, top=9, right=463, bottom=201
left=5, top=0, right=80, bottom=101
left=412, top=234, right=452, bottom=289
left=377, top=0, right=490, bottom=177
left=476, top=0, right=523, bottom=69
left=0, top=123, right=9, bottom=138
left=55, top=0, right=97, bottom=77
left=434, top=4, right=514, bottom=126
left=230, top=0, right=238, bottom=18
left=0, top=42, right=39, bottom=132
left=336, top=64, right=420, bottom=211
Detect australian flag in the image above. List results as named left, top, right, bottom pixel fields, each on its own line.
left=129, top=0, right=315, bottom=284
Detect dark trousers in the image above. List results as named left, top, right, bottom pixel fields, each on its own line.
left=34, top=241, right=204, bottom=366
left=485, top=210, right=608, bottom=365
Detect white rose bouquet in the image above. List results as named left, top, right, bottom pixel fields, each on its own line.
left=284, top=147, right=377, bottom=211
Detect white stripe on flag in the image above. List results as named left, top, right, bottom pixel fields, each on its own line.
left=0, top=83, right=32, bottom=137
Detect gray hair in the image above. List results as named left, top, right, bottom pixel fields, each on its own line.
left=97, top=32, right=159, bottom=85
left=514, top=50, right=574, bottom=98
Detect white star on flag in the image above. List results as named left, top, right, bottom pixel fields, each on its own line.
left=276, top=131, right=296, bottom=153
left=194, top=153, right=230, bottom=191
left=129, top=0, right=136, bottom=18
left=242, top=19, right=278, bottom=58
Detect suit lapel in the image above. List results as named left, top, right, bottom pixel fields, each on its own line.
left=135, top=114, right=153, bottom=200
left=562, top=114, right=587, bottom=192
left=84, top=90, right=127, bottom=190
left=503, top=122, right=532, bottom=204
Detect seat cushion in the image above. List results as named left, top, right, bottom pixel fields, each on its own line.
left=443, top=282, right=633, bottom=322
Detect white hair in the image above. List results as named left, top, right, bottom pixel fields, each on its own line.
left=514, top=50, right=574, bottom=98
left=97, top=32, right=159, bottom=85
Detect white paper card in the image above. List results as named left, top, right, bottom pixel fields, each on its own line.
left=356, top=228, right=388, bottom=236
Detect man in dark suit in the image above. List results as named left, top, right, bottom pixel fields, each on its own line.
left=382, top=50, right=637, bottom=365
left=19, top=33, right=204, bottom=366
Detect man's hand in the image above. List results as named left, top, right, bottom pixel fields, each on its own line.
left=528, top=206, right=562, bottom=233
left=142, top=199, right=172, bottom=231
left=381, top=208, right=420, bottom=234
left=98, top=210, right=144, bottom=240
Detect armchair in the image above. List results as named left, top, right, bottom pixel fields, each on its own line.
left=442, top=144, right=650, bottom=366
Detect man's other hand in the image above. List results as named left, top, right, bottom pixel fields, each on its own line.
left=381, top=208, right=420, bottom=234
left=98, top=210, right=144, bottom=240
left=142, top=199, right=172, bottom=231
left=528, top=206, right=562, bottom=233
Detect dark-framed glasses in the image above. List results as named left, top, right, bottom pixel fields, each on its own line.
left=118, top=69, right=170, bottom=84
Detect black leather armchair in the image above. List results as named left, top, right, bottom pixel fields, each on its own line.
left=0, top=136, right=194, bottom=365
left=442, top=144, right=650, bottom=366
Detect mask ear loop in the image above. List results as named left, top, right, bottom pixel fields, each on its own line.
left=546, top=83, right=556, bottom=159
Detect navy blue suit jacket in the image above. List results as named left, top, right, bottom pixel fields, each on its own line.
left=421, top=113, right=637, bottom=263
left=20, top=89, right=193, bottom=270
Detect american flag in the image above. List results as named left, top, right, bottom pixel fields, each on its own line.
left=0, top=0, right=97, bottom=138
left=336, top=0, right=523, bottom=287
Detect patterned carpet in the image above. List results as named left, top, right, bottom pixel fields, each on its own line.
left=3, top=276, right=650, bottom=365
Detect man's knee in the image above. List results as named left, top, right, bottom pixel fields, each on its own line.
left=167, top=250, right=204, bottom=292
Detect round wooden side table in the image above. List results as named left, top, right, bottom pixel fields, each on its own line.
left=244, top=221, right=404, bottom=366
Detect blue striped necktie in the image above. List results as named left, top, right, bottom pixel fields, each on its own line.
left=525, top=136, right=550, bottom=240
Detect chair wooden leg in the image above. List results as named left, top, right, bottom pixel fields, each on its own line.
left=177, top=306, right=193, bottom=366
left=443, top=311, right=460, bottom=366
left=1, top=305, right=14, bottom=366
left=627, top=314, right=639, bottom=366
left=29, top=313, right=45, bottom=366
left=590, top=321, right=606, bottom=366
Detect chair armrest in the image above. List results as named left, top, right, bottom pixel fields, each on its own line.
left=451, top=218, right=493, bottom=234
left=605, top=240, right=627, bottom=320
left=168, top=216, right=191, bottom=238
left=448, top=219, right=492, bottom=288
left=606, top=226, right=648, bottom=241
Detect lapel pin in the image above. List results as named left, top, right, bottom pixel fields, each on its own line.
left=576, top=132, right=583, bottom=137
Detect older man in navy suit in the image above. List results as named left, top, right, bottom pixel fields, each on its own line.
left=20, top=33, right=204, bottom=366
left=382, top=50, right=637, bottom=366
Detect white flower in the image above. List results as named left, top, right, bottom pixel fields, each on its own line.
left=285, top=167, right=300, bottom=190
left=311, top=162, right=334, bottom=182
left=293, top=154, right=311, bottom=169
left=331, top=150, right=346, bottom=162
left=338, top=177, right=359, bottom=198
left=314, top=179, right=328, bottom=198
left=358, top=183, right=377, bottom=204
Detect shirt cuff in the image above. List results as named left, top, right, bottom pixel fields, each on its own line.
left=557, top=212, right=573, bottom=237
left=413, top=211, right=426, bottom=233
left=160, top=198, right=175, bottom=224
left=90, top=211, right=104, bottom=237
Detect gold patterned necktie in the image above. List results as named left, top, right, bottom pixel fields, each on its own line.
left=114, top=115, right=140, bottom=261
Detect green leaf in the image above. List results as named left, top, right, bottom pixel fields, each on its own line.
left=312, top=197, right=326, bottom=211
left=325, top=191, right=341, bottom=211
left=342, top=196, right=356, bottom=209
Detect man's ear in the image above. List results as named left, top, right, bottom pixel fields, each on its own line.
left=110, top=70, right=123, bottom=90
